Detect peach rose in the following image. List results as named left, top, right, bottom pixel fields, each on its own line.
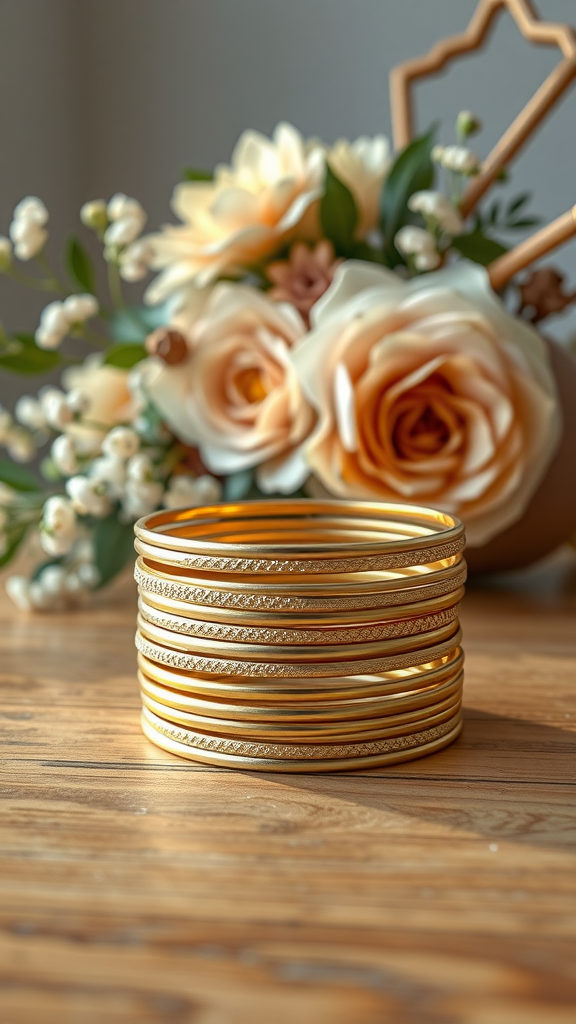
left=327, top=135, right=391, bottom=238
left=291, top=262, right=561, bottom=546
left=145, top=123, right=324, bottom=303
left=146, top=284, right=315, bottom=493
left=61, top=356, right=137, bottom=454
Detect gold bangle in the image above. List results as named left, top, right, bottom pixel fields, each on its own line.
left=135, top=626, right=462, bottom=678
left=137, top=582, right=464, bottom=629
left=134, top=499, right=465, bottom=574
left=140, top=686, right=462, bottom=740
left=137, top=667, right=464, bottom=722
left=137, top=646, right=464, bottom=701
left=135, top=556, right=467, bottom=614
left=141, top=705, right=462, bottom=769
left=136, top=614, right=459, bottom=663
left=137, top=592, right=461, bottom=646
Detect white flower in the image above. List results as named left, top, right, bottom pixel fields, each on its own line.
left=63, top=293, right=99, bottom=323
left=9, top=197, right=49, bottom=260
left=41, top=495, right=77, bottom=555
left=80, top=199, right=108, bottom=230
left=104, top=216, right=144, bottom=248
left=119, top=238, right=154, bottom=282
left=440, top=145, right=480, bottom=175
left=65, top=388, right=90, bottom=416
left=123, top=479, right=163, bottom=519
left=63, top=572, right=84, bottom=597
left=14, top=396, right=46, bottom=431
left=89, top=455, right=126, bottom=498
left=146, top=122, right=324, bottom=301
left=101, top=425, right=140, bottom=460
left=38, top=564, right=67, bottom=596
left=107, top=194, right=146, bottom=224
left=6, top=427, right=36, bottom=462
left=408, top=191, right=463, bottom=237
left=163, top=473, right=222, bottom=510
left=327, top=135, right=391, bottom=237
left=51, top=434, right=79, bottom=476
left=394, top=225, right=441, bottom=269
left=66, top=476, right=111, bottom=517
left=5, top=576, right=33, bottom=611
left=40, top=388, right=74, bottom=429
left=35, top=301, right=70, bottom=350
left=76, top=562, right=100, bottom=589
left=126, top=452, right=155, bottom=483
left=0, top=235, right=12, bottom=270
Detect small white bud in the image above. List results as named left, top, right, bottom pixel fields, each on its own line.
left=14, top=396, right=46, bottom=431
left=36, top=301, right=69, bottom=349
left=90, top=455, right=126, bottom=498
left=42, top=494, right=77, bottom=535
left=107, top=194, right=146, bottom=224
left=440, top=144, right=480, bottom=175
left=163, top=473, right=222, bottom=510
left=431, top=145, right=445, bottom=164
left=40, top=389, right=74, bottom=430
left=12, top=196, right=49, bottom=226
left=456, top=110, right=482, bottom=138
left=6, top=427, right=36, bottom=462
left=126, top=452, right=154, bottom=483
left=0, top=235, right=12, bottom=270
left=66, top=475, right=111, bottom=517
left=63, top=572, right=84, bottom=596
left=119, top=238, right=154, bottom=282
left=408, top=191, right=463, bottom=237
left=51, top=434, right=79, bottom=476
left=5, top=575, right=33, bottom=611
left=414, top=249, right=442, bottom=271
left=102, top=426, right=140, bottom=460
left=65, top=388, right=91, bottom=416
left=76, top=562, right=100, bottom=589
left=29, top=580, right=52, bottom=609
left=63, top=293, right=99, bottom=323
left=104, top=215, right=144, bottom=248
left=10, top=221, right=48, bottom=261
left=38, top=564, right=67, bottom=596
left=394, top=225, right=438, bottom=256
left=80, top=199, right=108, bottom=231
left=123, top=479, right=163, bottom=519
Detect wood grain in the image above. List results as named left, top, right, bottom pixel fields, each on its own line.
left=1, top=549, right=576, bottom=1023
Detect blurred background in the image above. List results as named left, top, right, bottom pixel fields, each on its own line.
left=1, top=0, right=575, bottom=408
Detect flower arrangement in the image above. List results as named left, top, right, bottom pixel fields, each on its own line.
left=0, top=110, right=574, bottom=610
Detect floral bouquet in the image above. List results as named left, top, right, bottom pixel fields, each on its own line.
left=0, top=99, right=575, bottom=610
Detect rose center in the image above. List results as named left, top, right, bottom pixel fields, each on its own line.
left=232, top=366, right=268, bottom=404
left=390, top=383, right=461, bottom=460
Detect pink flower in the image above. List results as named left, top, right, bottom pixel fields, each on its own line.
left=267, top=241, right=342, bottom=325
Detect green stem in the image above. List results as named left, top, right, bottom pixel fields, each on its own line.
left=5, top=267, right=61, bottom=293
left=107, top=262, right=125, bottom=310
left=35, top=252, right=70, bottom=295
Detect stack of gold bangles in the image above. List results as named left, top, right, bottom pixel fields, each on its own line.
left=134, top=499, right=466, bottom=772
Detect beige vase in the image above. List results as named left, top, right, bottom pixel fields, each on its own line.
left=466, top=339, right=576, bottom=573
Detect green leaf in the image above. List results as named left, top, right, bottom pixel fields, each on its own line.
left=319, top=165, right=358, bottom=256
left=109, top=304, right=168, bottom=344
left=0, top=333, right=60, bottom=375
left=93, top=513, right=136, bottom=588
left=488, top=201, right=501, bottom=226
left=451, top=230, right=508, bottom=266
left=506, top=216, right=541, bottom=230
left=380, top=126, right=436, bottom=255
left=506, top=192, right=531, bottom=216
left=66, top=236, right=96, bottom=294
left=0, top=459, right=42, bottom=492
left=104, top=343, right=147, bottom=369
left=223, top=469, right=256, bottom=502
left=0, top=530, right=27, bottom=569
left=182, top=168, right=213, bottom=182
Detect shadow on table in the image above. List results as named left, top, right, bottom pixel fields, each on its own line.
left=259, top=708, right=576, bottom=852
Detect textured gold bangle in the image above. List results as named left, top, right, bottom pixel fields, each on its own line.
left=141, top=705, right=462, bottom=769
left=138, top=667, right=463, bottom=722
left=137, top=614, right=459, bottom=663
left=135, top=626, right=462, bottom=678
left=137, top=592, right=461, bottom=646
left=136, top=646, right=463, bottom=701
left=135, top=556, right=467, bottom=614
left=140, top=686, right=462, bottom=741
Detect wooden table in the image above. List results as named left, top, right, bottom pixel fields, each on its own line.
left=1, top=551, right=575, bottom=1024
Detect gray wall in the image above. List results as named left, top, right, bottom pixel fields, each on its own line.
left=1, top=0, right=575, bottom=407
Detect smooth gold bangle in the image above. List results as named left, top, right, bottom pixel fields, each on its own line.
left=135, top=556, right=467, bottom=614
left=137, top=667, right=463, bottom=722
left=135, top=626, right=462, bottom=678
left=134, top=499, right=465, bottom=574
left=137, top=592, right=461, bottom=646
left=136, top=614, right=459, bottom=663
left=141, top=705, right=462, bottom=770
left=136, top=646, right=463, bottom=701
left=140, top=686, right=462, bottom=740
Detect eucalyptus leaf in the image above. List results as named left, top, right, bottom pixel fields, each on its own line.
left=104, top=343, right=148, bottom=369
left=66, top=236, right=96, bottom=294
left=0, top=459, right=42, bottom=492
left=182, top=168, right=213, bottom=182
left=0, top=333, right=60, bottom=375
left=109, top=304, right=169, bottom=344
left=319, top=165, right=358, bottom=256
left=506, top=216, right=541, bottom=230
left=506, top=192, right=531, bottom=215
left=451, top=230, right=508, bottom=266
left=93, top=513, right=136, bottom=588
left=380, top=126, right=436, bottom=256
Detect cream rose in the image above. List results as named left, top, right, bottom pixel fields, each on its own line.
left=327, top=135, right=391, bottom=238
left=291, top=262, right=561, bottom=546
left=147, top=284, right=315, bottom=493
left=145, top=123, right=324, bottom=303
